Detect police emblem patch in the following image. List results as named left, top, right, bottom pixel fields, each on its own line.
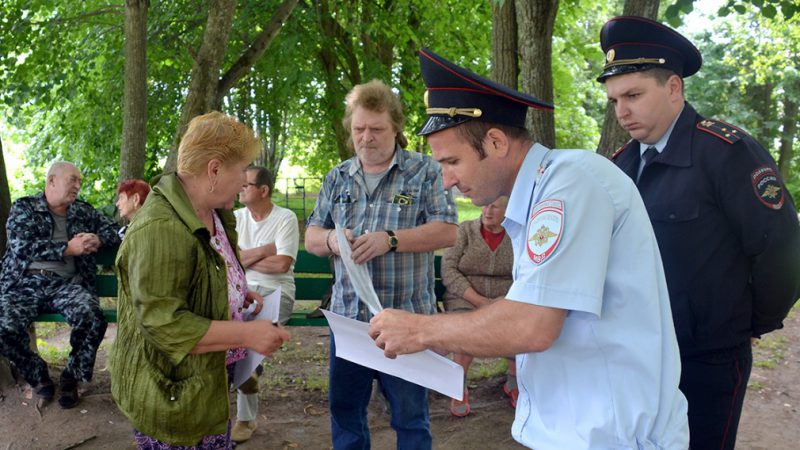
left=751, top=166, right=784, bottom=210
left=526, top=199, right=564, bottom=265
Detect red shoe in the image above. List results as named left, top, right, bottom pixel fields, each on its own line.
left=503, top=383, right=518, bottom=409
left=450, top=390, right=471, bottom=417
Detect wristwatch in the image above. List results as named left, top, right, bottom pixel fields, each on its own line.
left=386, top=230, right=398, bottom=252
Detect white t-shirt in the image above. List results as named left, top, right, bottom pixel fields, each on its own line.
left=234, top=204, right=299, bottom=299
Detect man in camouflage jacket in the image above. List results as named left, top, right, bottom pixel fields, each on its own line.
left=0, top=161, right=120, bottom=409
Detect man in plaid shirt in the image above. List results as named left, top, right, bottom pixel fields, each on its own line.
left=306, top=79, right=457, bottom=450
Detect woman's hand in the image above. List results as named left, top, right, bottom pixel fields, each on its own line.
left=244, top=290, right=264, bottom=316
left=244, top=321, right=291, bottom=356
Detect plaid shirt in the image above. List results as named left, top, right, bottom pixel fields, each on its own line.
left=308, top=145, right=457, bottom=320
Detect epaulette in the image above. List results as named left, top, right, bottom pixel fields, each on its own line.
left=611, top=140, right=632, bottom=160
left=696, top=119, right=747, bottom=144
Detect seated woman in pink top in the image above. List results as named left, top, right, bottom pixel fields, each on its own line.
left=441, top=196, right=515, bottom=417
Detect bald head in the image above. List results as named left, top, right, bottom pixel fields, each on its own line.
left=45, top=161, right=82, bottom=213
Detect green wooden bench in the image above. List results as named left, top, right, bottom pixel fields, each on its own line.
left=34, top=246, right=445, bottom=327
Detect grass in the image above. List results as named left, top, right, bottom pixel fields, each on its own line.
left=753, top=335, right=789, bottom=369
left=37, top=338, right=70, bottom=365
left=468, top=358, right=509, bottom=382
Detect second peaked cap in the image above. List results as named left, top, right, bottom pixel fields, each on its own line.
left=597, top=16, right=702, bottom=82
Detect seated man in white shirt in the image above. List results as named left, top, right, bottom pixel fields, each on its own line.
left=232, top=166, right=299, bottom=443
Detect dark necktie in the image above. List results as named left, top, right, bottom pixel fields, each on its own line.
left=637, top=146, right=658, bottom=183
left=643, top=146, right=658, bottom=167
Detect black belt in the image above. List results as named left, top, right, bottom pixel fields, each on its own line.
left=25, top=268, right=64, bottom=278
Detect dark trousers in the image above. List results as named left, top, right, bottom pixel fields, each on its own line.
left=328, top=336, right=432, bottom=450
left=681, top=346, right=752, bottom=450
left=0, top=274, right=107, bottom=386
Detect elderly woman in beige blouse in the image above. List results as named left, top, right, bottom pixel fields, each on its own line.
left=441, top=196, right=515, bottom=417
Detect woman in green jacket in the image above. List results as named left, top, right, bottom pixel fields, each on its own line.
left=110, top=112, right=290, bottom=449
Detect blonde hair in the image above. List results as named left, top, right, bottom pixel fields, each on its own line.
left=342, top=79, right=408, bottom=149
left=177, top=111, right=261, bottom=176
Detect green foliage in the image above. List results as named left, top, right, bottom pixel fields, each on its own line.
left=36, top=338, right=69, bottom=365
left=665, top=0, right=800, bottom=26
left=552, top=0, right=617, bottom=149
left=1, top=0, right=796, bottom=205
left=455, top=197, right=481, bottom=223
left=684, top=8, right=800, bottom=199
left=468, top=357, right=508, bottom=381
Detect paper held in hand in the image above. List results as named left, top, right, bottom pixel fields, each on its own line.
left=232, top=287, right=282, bottom=389
left=328, top=224, right=463, bottom=400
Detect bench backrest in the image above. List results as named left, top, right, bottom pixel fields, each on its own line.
left=95, top=246, right=444, bottom=303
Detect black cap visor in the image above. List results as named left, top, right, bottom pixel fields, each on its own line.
left=417, top=115, right=473, bottom=137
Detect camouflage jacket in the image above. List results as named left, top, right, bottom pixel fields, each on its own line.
left=0, top=193, right=121, bottom=293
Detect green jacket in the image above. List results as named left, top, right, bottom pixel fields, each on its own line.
left=110, top=173, right=239, bottom=445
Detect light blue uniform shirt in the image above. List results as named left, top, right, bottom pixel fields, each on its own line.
left=503, top=144, right=689, bottom=450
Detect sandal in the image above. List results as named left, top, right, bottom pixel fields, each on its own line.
left=503, top=383, right=518, bottom=409
left=450, top=389, right=470, bottom=417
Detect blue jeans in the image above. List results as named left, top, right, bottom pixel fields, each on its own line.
left=329, top=335, right=432, bottom=450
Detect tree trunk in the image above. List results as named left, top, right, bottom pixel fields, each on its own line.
left=316, top=0, right=356, bottom=162
left=597, top=0, right=660, bottom=157
left=492, top=0, right=518, bottom=89
left=515, top=0, right=558, bottom=148
left=120, top=0, right=148, bottom=182
left=0, top=137, right=11, bottom=253
left=164, top=0, right=237, bottom=173
left=0, top=137, right=12, bottom=389
left=746, top=83, right=776, bottom=146
left=213, top=0, right=299, bottom=110
left=778, top=95, right=797, bottom=182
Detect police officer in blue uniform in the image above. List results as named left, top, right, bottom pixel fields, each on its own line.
left=370, top=48, right=690, bottom=449
left=598, top=16, right=800, bottom=450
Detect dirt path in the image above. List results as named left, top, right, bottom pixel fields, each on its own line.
left=1, top=310, right=798, bottom=450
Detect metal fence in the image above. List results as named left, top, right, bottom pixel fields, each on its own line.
left=273, top=177, right=322, bottom=223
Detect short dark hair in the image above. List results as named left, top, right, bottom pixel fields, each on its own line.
left=247, top=166, right=274, bottom=194
left=640, top=67, right=679, bottom=86
left=453, top=121, right=532, bottom=158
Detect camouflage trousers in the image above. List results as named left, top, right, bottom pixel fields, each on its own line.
left=0, top=273, right=107, bottom=386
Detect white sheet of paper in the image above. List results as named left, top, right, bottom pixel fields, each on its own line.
left=233, top=287, right=282, bottom=389
left=334, top=225, right=383, bottom=315
left=323, top=310, right=464, bottom=400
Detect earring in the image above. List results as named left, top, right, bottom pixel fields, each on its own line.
left=208, top=183, right=215, bottom=193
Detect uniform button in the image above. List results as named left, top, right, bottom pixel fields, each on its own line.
left=170, top=396, right=176, bottom=401
left=368, top=204, right=373, bottom=208
left=669, top=213, right=676, bottom=220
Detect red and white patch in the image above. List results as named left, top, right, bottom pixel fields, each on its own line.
left=526, top=199, right=564, bottom=265
left=751, top=166, right=784, bottom=210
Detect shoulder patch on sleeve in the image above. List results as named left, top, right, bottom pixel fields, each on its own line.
left=696, top=119, right=747, bottom=144
left=751, top=166, right=785, bottom=210
left=526, top=199, right=564, bottom=265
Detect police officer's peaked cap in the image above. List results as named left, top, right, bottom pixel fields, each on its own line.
left=417, top=48, right=554, bottom=137
left=597, top=16, right=702, bottom=83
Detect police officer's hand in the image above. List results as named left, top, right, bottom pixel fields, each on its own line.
left=244, top=321, right=290, bottom=356
left=351, top=231, right=392, bottom=264
left=369, top=309, right=429, bottom=359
